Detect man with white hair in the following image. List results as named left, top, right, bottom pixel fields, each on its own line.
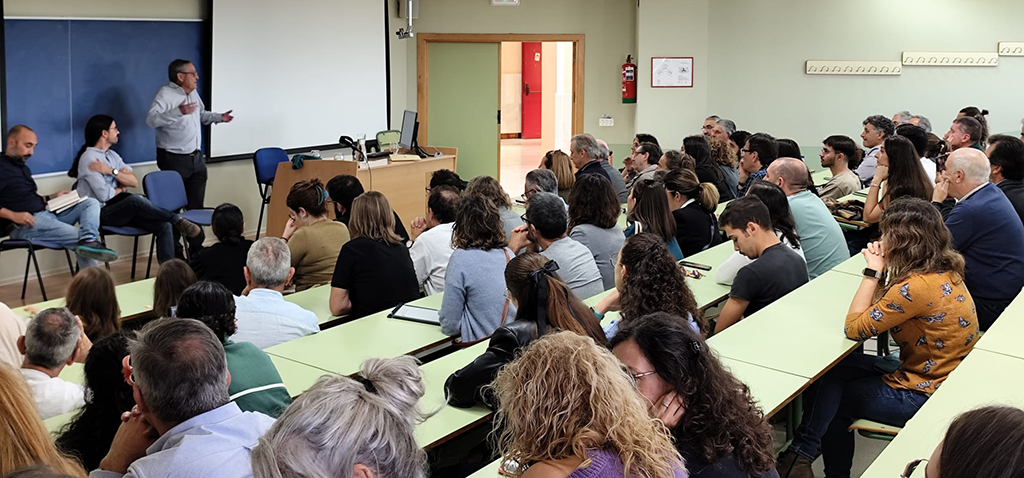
left=909, top=115, right=932, bottom=133
left=711, top=119, right=737, bottom=142
left=932, top=148, right=1024, bottom=330
left=569, top=133, right=612, bottom=182
left=18, top=308, right=88, bottom=419
left=702, top=115, right=720, bottom=137
left=93, top=318, right=274, bottom=478
left=765, top=158, right=849, bottom=279
left=891, top=110, right=913, bottom=126
left=596, top=139, right=628, bottom=202
left=232, top=237, right=319, bottom=349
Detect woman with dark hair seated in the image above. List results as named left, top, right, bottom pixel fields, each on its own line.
left=611, top=312, right=779, bottom=478
left=445, top=252, right=607, bottom=409
left=567, top=174, right=625, bottom=290
left=175, top=281, right=291, bottom=417
left=594, top=233, right=706, bottom=337
left=914, top=405, right=1024, bottom=478
left=625, top=179, right=683, bottom=260
left=190, top=203, right=253, bottom=295
left=55, top=332, right=136, bottom=471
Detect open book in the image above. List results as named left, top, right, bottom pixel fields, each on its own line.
left=46, top=191, right=88, bottom=214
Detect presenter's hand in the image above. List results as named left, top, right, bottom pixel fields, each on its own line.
left=179, top=102, right=198, bottom=115
left=221, top=110, right=234, bottom=122
left=11, top=212, right=35, bottom=226
left=89, top=161, right=114, bottom=175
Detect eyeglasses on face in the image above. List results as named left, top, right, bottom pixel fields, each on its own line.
left=901, top=458, right=928, bottom=478
left=630, top=370, right=657, bottom=382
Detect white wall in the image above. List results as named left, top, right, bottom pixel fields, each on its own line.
left=706, top=0, right=1024, bottom=146
left=500, top=42, right=523, bottom=135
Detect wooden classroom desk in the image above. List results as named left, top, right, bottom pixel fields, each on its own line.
left=859, top=349, right=1024, bottom=478
left=707, top=270, right=862, bottom=379
left=416, top=341, right=492, bottom=449
left=13, top=278, right=157, bottom=322
left=265, top=292, right=450, bottom=375
left=265, top=148, right=457, bottom=238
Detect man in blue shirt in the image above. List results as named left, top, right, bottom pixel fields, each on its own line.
left=932, top=148, right=1024, bottom=330
left=738, top=133, right=777, bottom=195
left=72, top=115, right=202, bottom=263
left=92, top=318, right=274, bottom=478
left=0, top=125, right=117, bottom=268
left=233, top=237, right=319, bottom=349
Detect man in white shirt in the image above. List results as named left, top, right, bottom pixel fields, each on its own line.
left=857, top=115, right=894, bottom=186
left=17, top=308, right=89, bottom=419
left=409, top=186, right=460, bottom=296
left=146, top=59, right=234, bottom=210
left=233, top=238, right=319, bottom=349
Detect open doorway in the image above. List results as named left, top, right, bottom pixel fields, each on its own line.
left=498, top=41, right=575, bottom=196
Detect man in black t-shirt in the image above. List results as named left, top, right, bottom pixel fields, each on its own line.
left=714, top=195, right=808, bottom=334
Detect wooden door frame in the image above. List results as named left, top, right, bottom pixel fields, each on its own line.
left=416, top=33, right=585, bottom=179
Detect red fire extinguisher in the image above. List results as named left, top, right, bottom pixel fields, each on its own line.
left=622, top=55, right=637, bottom=104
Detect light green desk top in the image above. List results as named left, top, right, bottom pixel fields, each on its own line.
left=681, top=242, right=736, bottom=310
left=860, top=349, right=1024, bottom=478
left=708, top=271, right=862, bottom=379
left=830, top=253, right=866, bottom=278
left=974, top=301, right=1024, bottom=360
left=58, top=362, right=85, bottom=385
left=416, top=342, right=491, bottom=449
left=282, top=285, right=336, bottom=325
left=811, top=169, right=831, bottom=185
left=269, top=354, right=332, bottom=397
left=715, top=200, right=729, bottom=216
left=265, top=293, right=451, bottom=376
left=12, top=278, right=156, bottom=321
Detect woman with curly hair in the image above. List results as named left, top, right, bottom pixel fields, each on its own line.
left=492, top=331, right=687, bottom=478
left=438, top=195, right=516, bottom=342
left=465, top=175, right=524, bottom=241
left=611, top=312, right=778, bottom=478
left=778, top=198, right=978, bottom=478
left=684, top=135, right=733, bottom=202
left=445, top=252, right=607, bottom=409
left=709, top=136, right=740, bottom=198
left=594, top=233, right=705, bottom=337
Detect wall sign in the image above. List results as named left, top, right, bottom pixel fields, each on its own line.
left=651, top=57, right=693, bottom=88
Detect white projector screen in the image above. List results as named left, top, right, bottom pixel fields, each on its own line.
left=210, top=0, right=389, bottom=158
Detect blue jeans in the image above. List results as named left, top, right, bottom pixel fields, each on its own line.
left=100, top=194, right=179, bottom=264
left=10, top=197, right=103, bottom=269
left=787, top=353, right=929, bottom=478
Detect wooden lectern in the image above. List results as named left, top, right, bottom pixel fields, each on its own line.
left=265, top=147, right=457, bottom=238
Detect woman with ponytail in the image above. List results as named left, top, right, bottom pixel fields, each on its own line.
left=659, top=168, right=723, bottom=257
left=252, top=356, right=431, bottom=478
left=445, top=252, right=606, bottom=409
left=190, top=203, right=253, bottom=295
left=283, top=178, right=350, bottom=291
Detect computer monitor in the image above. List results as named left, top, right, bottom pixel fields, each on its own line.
left=399, top=110, right=419, bottom=150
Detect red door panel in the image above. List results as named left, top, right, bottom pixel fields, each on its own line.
left=521, top=42, right=542, bottom=139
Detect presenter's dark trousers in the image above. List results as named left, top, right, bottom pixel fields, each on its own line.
left=156, top=148, right=207, bottom=210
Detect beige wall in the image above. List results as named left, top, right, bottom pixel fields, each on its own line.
left=635, top=0, right=709, bottom=150
left=4, top=0, right=203, bottom=18
left=393, top=0, right=638, bottom=145
left=705, top=0, right=1024, bottom=146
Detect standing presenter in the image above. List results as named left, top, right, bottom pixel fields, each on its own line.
left=147, top=59, right=234, bottom=210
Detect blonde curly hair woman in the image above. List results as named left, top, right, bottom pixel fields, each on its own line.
left=491, top=331, right=687, bottom=478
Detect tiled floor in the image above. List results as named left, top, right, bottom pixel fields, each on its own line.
left=500, top=138, right=545, bottom=198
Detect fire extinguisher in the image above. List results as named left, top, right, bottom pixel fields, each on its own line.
left=622, top=55, right=637, bottom=104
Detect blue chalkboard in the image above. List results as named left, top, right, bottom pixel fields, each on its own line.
left=4, top=19, right=205, bottom=176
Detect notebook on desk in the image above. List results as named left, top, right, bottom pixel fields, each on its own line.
left=388, top=303, right=441, bottom=325
left=390, top=154, right=422, bottom=162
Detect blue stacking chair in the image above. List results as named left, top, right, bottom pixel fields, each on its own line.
left=0, top=238, right=76, bottom=301
left=142, top=171, right=212, bottom=259
left=100, top=225, right=155, bottom=280
left=252, top=148, right=290, bottom=239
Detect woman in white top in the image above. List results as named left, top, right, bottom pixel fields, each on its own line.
left=716, top=181, right=805, bottom=285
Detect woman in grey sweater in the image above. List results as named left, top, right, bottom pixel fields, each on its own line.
left=439, top=195, right=517, bottom=342
left=567, top=174, right=625, bottom=290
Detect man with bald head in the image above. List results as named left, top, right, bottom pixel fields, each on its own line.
left=766, top=158, right=849, bottom=279
left=931, top=148, right=1024, bottom=330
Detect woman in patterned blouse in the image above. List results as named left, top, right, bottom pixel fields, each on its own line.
left=777, top=197, right=979, bottom=478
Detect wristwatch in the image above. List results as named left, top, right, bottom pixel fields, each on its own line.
left=111, top=168, right=119, bottom=178
left=863, top=267, right=884, bottom=280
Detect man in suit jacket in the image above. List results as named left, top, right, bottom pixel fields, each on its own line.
left=933, top=148, right=1024, bottom=330
left=987, top=135, right=1024, bottom=224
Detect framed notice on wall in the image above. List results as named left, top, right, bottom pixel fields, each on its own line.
left=651, top=57, right=694, bottom=88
